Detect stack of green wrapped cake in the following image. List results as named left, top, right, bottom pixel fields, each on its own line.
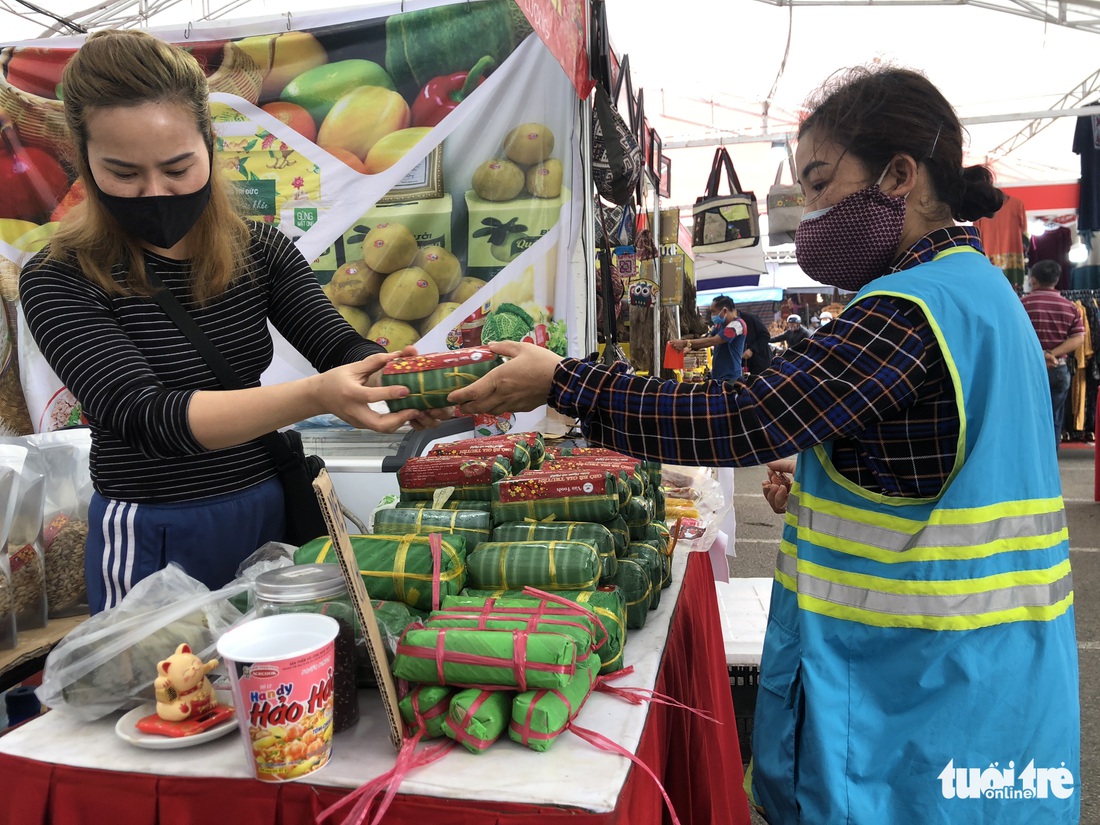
left=392, top=591, right=605, bottom=753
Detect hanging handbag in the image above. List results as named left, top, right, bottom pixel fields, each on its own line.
left=145, top=265, right=329, bottom=547
left=596, top=197, right=636, bottom=247
left=767, top=142, right=804, bottom=245
left=691, top=147, right=760, bottom=253
left=589, top=2, right=643, bottom=206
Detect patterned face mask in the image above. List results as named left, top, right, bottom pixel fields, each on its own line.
left=794, top=168, right=907, bottom=293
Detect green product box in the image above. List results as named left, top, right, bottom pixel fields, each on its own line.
left=464, top=187, right=569, bottom=281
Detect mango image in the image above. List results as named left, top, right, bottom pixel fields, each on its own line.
left=0, top=218, right=38, bottom=247
left=336, top=304, right=373, bottom=338
left=369, top=317, right=420, bottom=352
left=317, top=86, right=410, bottom=160
left=361, top=222, right=418, bottom=274
left=472, top=158, right=524, bottom=202
left=14, top=221, right=59, bottom=254
left=526, top=158, right=563, bottom=199
left=363, top=127, right=433, bottom=175
left=415, top=245, right=462, bottom=294
left=235, top=31, right=327, bottom=100
left=419, top=302, right=461, bottom=335
left=281, top=59, right=395, bottom=125
left=328, top=260, right=383, bottom=306
left=445, top=276, right=487, bottom=305
left=504, top=123, right=554, bottom=165
left=379, top=266, right=439, bottom=321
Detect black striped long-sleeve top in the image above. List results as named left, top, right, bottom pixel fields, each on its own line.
left=19, top=221, right=385, bottom=503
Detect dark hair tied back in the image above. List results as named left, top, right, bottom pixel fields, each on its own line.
left=954, top=165, right=1004, bottom=223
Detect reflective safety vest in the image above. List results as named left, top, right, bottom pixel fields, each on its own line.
left=749, top=248, right=1080, bottom=824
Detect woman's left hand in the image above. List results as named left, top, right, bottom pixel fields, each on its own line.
left=448, top=341, right=564, bottom=415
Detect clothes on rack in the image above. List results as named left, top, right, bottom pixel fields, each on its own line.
left=1073, top=104, right=1100, bottom=233
left=1061, top=290, right=1099, bottom=441
left=1027, top=226, right=1072, bottom=290
left=974, top=194, right=1028, bottom=288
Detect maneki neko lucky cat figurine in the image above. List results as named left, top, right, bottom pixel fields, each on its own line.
left=155, top=643, right=219, bottom=721
left=132, top=642, right=236, bottom=739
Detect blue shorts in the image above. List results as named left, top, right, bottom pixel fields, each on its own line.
left=85, top=478, right=287, bottom=614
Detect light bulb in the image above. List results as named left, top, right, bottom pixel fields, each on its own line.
left=1069, top=243, right=1088, bottom=264
left=1029, top=219, right=1047, bottom=238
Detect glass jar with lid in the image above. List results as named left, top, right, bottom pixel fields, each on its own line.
left=254, top=564, right=360, bottom=733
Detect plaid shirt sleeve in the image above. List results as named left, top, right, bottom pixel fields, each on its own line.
left=550, top=296, right=932, bottom=467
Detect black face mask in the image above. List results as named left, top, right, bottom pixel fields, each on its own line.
left=96, top=177, right=212, bottom=250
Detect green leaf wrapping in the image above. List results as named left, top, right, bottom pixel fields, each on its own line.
left=491, top=470, right=620, bottom=523
left=294, top=533, right=467, bottom=612
left=509, top=653, right=599, bottom=752
left=621, top=495, right=655, bottom=529
left=393, top=627, right=577, bottom=690
left=630, top=522, right=672, bottom=555
left=399, top=684, right=454, bottom=739
left=460, top=587, right=627, bottom=675
left=378, top=349, right=499, bottom=411
left=374, top=507, right=492, bottom=552
left=491, top=521, right=617, bottom=582
left=429, top=595, right=598, bottom=658
left=444, top=688, right=515, bottom=754
left=429, top=439, right=532, bottom=474
left=625, top=543, right=663, bottom=610
left=466, top=540, right=601, bottom=591
left=396, top=499, right=493, bottom=514
left=601, top=515, right=630, bottom=557
left=398, top=455, right=512, bottom=501
left=609, top=558, right=653, bottom=629
left=651, top=483, right=667, bottom=521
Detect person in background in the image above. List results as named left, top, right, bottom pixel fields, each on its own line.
left=738, top=306, right=774, bottom=376
left=20, top=30, right=443, bottom=614
left=451, top=65, right=1079, bottom=824
left=1021, top=259, right=1086, bottom=449
left=768, top=313, right=811, bottom=349
left=817, top=309, right=834, bottom=326
left=669, top=295, right=747, bottom=383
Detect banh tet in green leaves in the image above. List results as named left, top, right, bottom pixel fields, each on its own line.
left=491, top=469, right=620, bottom=523
left=429, top=437, right=531, bottom=474
left=399, top=684, right=454, bottom=738
left=295, top=533, right=467, bottom=612
left=609, top=558, right=654, bottom=629
left=381, top=347, right=502, bottom=411
left=509, top=654, right=599, bottom=752
left=475, top=432, right=545, bottom=468
left=398, top=455, right=511, bottom=500
left=396, top=499, right=492, bottom=514
left=459, top=588, right=627, bottom=675
left=465, top=540, right=601, bottom=591
left=625, top=543, right=664, bottom=608
left=492, top=521, right=617, bottom=582
left=630, top=521, right=673, bottom=555
left=393, top=626, right=577, bottom=690
left=373, top=507, right=492, bottom=552
left=554, top=447, right=663, bottom=489
left=429, top=594, right=601, bottom=659
left=601, top=514, right=630, bottom=557
left=443, top=688, right=515, bottom=754
left=621, top=494, right=655, bottom=529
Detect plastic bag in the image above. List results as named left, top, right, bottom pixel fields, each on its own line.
left=229, top=541, right=296, bottom=613
left=661, top=463, right=730, bottom=548
left=0, top=442, right=47, bottom=630
left=36, top=563, right=245, bottom=721
left=26, top=428, right=92, bottom=617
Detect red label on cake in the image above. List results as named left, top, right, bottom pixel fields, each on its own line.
left=431, top=443, right=512, bottom=460
left=497, top=470, right=612, bottom=503
left=547, top=457, right=637, bottom=476
left=400, top=456, right=498, bottom=488
left=561, top=447, right=633, bottom=460
left=383, top=347, right=496, bottom=374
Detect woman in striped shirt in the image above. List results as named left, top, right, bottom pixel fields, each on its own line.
left=20, top=30, right=438, bottom=613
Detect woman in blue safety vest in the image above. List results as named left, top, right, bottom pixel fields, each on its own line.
left=449, top=66, right=1080, bottom=824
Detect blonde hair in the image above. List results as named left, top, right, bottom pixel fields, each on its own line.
left=48, top=29, right=250, bottom=304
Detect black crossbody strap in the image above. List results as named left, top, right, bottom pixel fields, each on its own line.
left=144, top=262, right=299, bottom=472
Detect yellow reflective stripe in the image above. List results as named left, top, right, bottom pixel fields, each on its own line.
left=796, top=591, right=1073, bottom=631
left=794, top=522, right=1069, bottom=564
left=796, top=556, right=1072, bottom=598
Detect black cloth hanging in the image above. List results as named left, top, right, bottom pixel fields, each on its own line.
left=1072, top=101, right=1100, bottom=232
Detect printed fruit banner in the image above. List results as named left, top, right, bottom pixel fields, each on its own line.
left=0, top=0, right=586, bottom=435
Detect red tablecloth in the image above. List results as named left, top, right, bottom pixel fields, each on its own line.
left=0, top=551, right=750, bottom=825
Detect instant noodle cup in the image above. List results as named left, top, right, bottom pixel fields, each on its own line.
left=217, top=613, right=339, bottom=782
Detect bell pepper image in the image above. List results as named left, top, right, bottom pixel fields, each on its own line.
left=411, top=56, right=495, bottom=128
